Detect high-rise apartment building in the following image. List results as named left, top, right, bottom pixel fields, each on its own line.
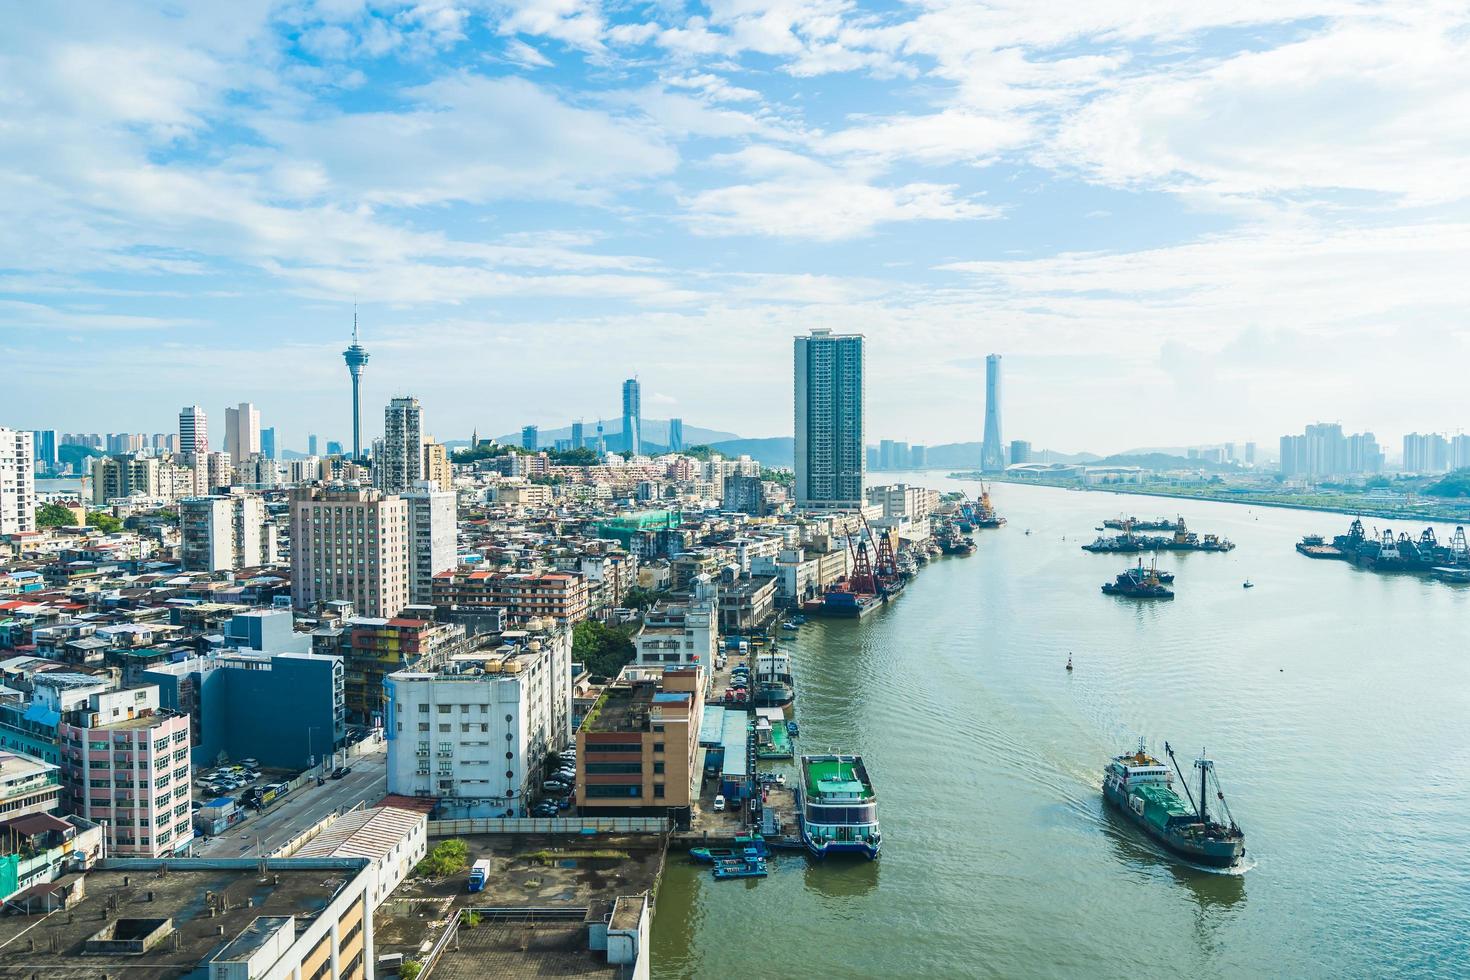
left=1402, top=432, right=1451, bottom=474
left=91, top=453, right=160, bottom=504
left=980, top=353, right=1005, bottom=473
left=794, top=328, right=865, bottom=508
left=380, top=396, right=424, bottom=493
left=423, top=439, right=452, bottom=491
left=30, top=429, right=57, bottom=473
left=290, top=486, right=410, bottom=618
left=223, top=402, right=261, bottom=464
left=404, top=484, right=456, bottom=605
left=56, top=685, right=192, bottom=857
left=521, top=425, right=538, bottom=451
left=668, top=417, right=685, bottom=452
left=1280, top=424, right=1381, bottom=477
left=180, top=495, right=278, bottom=571
left=622, top=378, right=642, bottom=455
left=571, top=420, right=585, bottom=450
left=0, top=428, right=36, bottom=534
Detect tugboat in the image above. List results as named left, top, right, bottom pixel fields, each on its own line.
left=1102, top=741, right=1245, bottom=869
left=753, top=651, right=795, bottom=708
left=796, top=754, right=881, bottom=859
left=1101, top=563, right=1174, bottom=599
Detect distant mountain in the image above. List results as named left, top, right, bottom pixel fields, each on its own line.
left=707, top=437, right=794, bottom=468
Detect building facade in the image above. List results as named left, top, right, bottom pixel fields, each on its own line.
left=380, top=396, right=424, bottom=494
left=794, top=329, right=865, bottom=509
left=385, top=625, right=572, bottom=817
left=56, top=686, right=192, bottom=857
left=316, top=613, right=470, bottom=725
left=290, top=487, right=411, bottom=619
left=179, top=495, right=277, bottom=572
left=431, top=569, right=591, bottom=627
left=178, top=406, right=208, bottom=455
left=667, top=417, right=684, bottom=452
left=223, top=402, right=261, bottom=465
left=423, top=439, right=452, bottom=491
left=0, top=429, right=35, bottom=535
left=404, top=485, right=456, bottom=605
left=577, top=667, right=703, bottom=816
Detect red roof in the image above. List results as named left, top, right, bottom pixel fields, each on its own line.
left=377, top=793, right=437, bottom=814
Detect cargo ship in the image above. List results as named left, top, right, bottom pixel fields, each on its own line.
left=1084, top=518, right=1234, bottom=554
left=1313, top=518, right=1470, bottom=575
left=1103, top=742, right=1245, bottom=869
left=973, top=484, right=1006, bottom=528
left=1101, top=562, right=1174, bottom=599
left=796, top=753, right=881, bottom=859
left=1104, top=515, right=1182, bottom=532
left=807, top=587, right=883, bottom=618
left=1295, top=533, right=1345, bottom=560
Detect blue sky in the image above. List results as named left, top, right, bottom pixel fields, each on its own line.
left=3, top=0, right=1470, bottom=455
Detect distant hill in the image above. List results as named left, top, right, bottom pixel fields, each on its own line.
left=492, top=420, right=739, bottom=449
left=1095, top=452, right=1236, bottom=472
left=707, top=437, right=794, bottom=468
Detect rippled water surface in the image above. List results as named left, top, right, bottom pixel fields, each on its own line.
left=651, top=479, right=1470, bottom=978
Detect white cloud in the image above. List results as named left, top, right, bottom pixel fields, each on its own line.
left=490, top=0, right=606, bottom=50
left=816, top=108, right=1032, bottom=165
left=503, top=38, right=554, bottom=67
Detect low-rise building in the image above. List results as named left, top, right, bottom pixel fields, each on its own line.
left=577, top=666, right=703, bottom=819
left=385, top=623, right=572, bottom=817
left=0, top=750, right=60, bottom=820
left=314, top=611, right=469, bottom=726
left=56, top=685, right=193, bottom=857
left=431, top=569, right=590, bottom=627
left=632, top=575, right=717, bottom=673
left=294, top=803, right=427, bottom=908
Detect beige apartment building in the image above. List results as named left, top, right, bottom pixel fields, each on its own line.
left=577, top=667, right=703, bottom=817
left=291, top=486, right=410, bottom=619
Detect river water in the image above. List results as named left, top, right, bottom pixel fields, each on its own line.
left=651, top=478, right=1470, bottom=978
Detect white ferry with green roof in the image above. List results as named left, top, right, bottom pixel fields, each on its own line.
left=796, top=753, right=881, bottom=859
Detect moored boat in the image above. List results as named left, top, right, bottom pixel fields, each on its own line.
left=797, top=753, right=881, bottom=859
left=1102, top=742, right=1245, bottom=869
left=1101, top=563, right=1174, bottom=599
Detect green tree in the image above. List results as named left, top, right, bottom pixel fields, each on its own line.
left=548, top=447, right=599, bottom=466
left=681, top=444, right=715, bottom=461
left=400, top=961, right=423, bottom=980
left=36, top=502, right=77, bottom=528
left=759, top=468, right=794, bottom=487
left=572, top=620, right=637, bottom=678
left=86, top=512, right=123, bottom=533
left=415, top=838, right=470, bottom=877
left=621, top=586, right=668, bottom=611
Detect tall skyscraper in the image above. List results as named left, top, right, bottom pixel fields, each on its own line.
left=571, top=420, right=585, bottom=450
left=380, top=396, right=424, bottom=493
left=1009, top=440, right=1032, bottom=465
left=260, top=427, right=276, bottom=460
left=308, top=433, right=319, bottom=457
left=522, top=425, right=539, bottom=451
left=980, top=353, right=1005, bottom=473
left=326, top=440, right=344, bottom=456
left=223, top=402, right=261, bottom=464
left=290, top=486, right=409, bottom=619
left=668, top=417, right=685, bottom=452
left=30, top=430, right=57, bottom=473
left=595, top=419, right=605, bottom=456
left=794, top=328, right=865, bottom=508
left=0, top=428, right=36, bottom=534
left=621, top=378, right=641, bottom=456
left=342, top=308, right=371, bottom=461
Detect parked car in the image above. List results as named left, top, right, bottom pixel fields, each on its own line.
left=330, top=766, right=351, bottom=779
left=531, top=803, right=558, bottom=817
left=240, top=758, right=259, bottom=768
left=543, top=779, right=570, bottom=792
left=713, top=794, right=726, bottom=812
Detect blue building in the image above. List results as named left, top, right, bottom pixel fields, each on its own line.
left=260, top=427, right=276, bottom=460
left=146, top=651, right=345, bottom=771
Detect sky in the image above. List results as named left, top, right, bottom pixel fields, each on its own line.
left=3, top=1, right=1470, bottom=456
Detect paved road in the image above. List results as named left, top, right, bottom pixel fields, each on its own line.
left=195, top=741, right=388, bottom=856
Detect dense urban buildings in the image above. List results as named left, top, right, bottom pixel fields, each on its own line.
left=431, top=569, right=591, bottom=627
left=423, top=438, right=452, bottom=490
left=290, top=486, right=411, bottom=618
left=0, top=428, right=35, bottom=535
left=980, top=353, right=1006, bottom=473
left=794, top=328, right=865, bottom=509
left=380, top=395, right=424, bottom=493
left=179, top=494, right=277, bottom=571
left=1279, top=423, right=1384, bottom=478
left=404, top=484, right=456, bottom=604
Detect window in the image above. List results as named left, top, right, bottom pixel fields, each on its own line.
left=653, top=742, right=664, bottom=753
left=654, top=784, right=665, bottom=798
left=653, top=762, right=665, bottom=774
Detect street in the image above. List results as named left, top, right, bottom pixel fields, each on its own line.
left=194, top=741, right=388, bottom=856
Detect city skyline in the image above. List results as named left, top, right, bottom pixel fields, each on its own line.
left=5, top=4, right=1469, bottom=451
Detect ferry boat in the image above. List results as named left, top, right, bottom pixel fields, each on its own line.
left=797, top=754, right=881, bottom=859
left=753, top=651, right=795, bottom=707
left=1102, top=742, right=1245, bottom=869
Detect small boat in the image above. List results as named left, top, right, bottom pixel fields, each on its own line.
left=1102, top=741, right=1245, bottom=869
left=1066, top=655, right=1073, bottom=672
left=1025, top=529, right=1032, bottom=535
left=712, top=857, right=768, bottom=880
left=689, top=847, right=735, bottom=864
left=786, top=720, right=799, bottom=737
left=1242, top=581, right=1254, bottom=589
left=781, top=622, right=799, bottom=631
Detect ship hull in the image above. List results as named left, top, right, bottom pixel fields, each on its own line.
left=1103, top=782, right=1243, bottom=868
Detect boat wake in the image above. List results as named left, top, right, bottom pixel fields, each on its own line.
left=1185, top=854, right=1257, bottom=877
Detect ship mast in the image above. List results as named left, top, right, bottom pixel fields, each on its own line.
left=1195, top=753, right=1211, bottom=825
left=1164, top=742, right=1200, bottom=816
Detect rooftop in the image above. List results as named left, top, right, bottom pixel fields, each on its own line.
left=0, top=861, right=368, bottom=979
left=294, top=805, right=423, bottom=861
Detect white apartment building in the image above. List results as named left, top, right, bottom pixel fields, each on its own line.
left=404, top=483, right=455, bottom=605
left=633, top=575, right=718, bottom=671
left=223, top=401, right=261, bottom=464
left=867, top=483, right=941, bottom=523
left=385, top=625, right=572, bottom=818
left=0, top=428, right=36, bottom=535
left=178, top=405, right=208, bottom=454
left=179, top=495, right=278, bottom=571
left=379, top=396, right=424, bottom=494
left=290, top=486, right=410, bottom=619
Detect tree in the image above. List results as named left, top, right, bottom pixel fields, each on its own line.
left=86, top=512, right=123, bottom=533
left=36, top=502, right=76, bottom=528
left=548, top=447, right=599, bottom=466
left=759, top=468, right=794, bottom=487
left=416, top=838, right=470, bottom=877
left=621, top=586, right=668, bottom=611
left=572, top=620, right=637, bottom=678
left=681, top=444, right=716, bottom=461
